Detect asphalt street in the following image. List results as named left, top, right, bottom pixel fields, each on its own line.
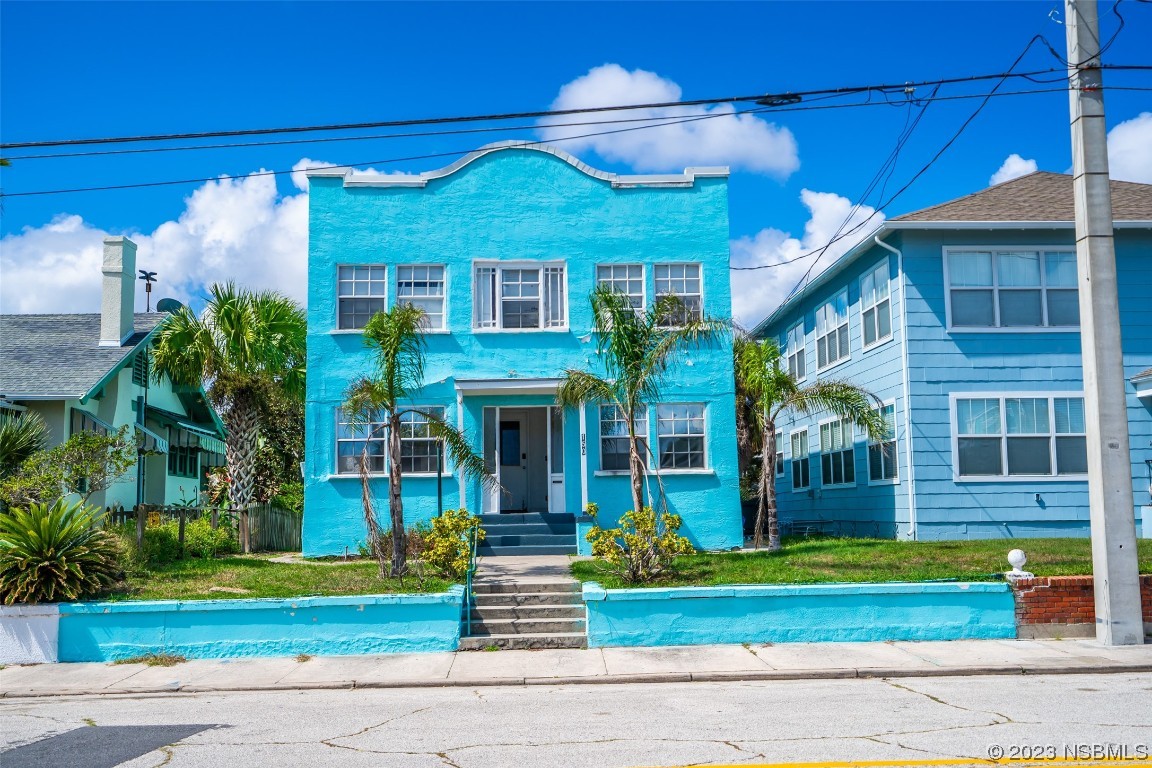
left=2, top=673, right=1151, bottom=768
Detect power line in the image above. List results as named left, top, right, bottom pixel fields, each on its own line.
left=8, top=66, right=1149, bottom=151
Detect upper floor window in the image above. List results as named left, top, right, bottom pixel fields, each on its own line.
left=474, top=263, right=566, bottom=330
left=860, top=262, right=892, bottom=348
left=819, top=417, right=855, bottom=487
left=785, top=322, right=806, bottom=381
left=600, top=404, right=647, bottom=471
left=338, top=265, right=387, bottom=330
left=867, top=403, right=898, bottom=482
left=946, top=249, right=1079, bottom=329
left=815, top=290, right=849, bottom=370
left=954, top=394, right=1087, bottom=478
left=596, top=264, right=645, bottom=313
left=657, top=403, right=705, bottom=469
left=654, top=263, right=702, bottom=326
left=132, top=349, right=150, bottom=388
left=397, top=265, right=446, bottom=330
left=790, top=429, right=810, bottom=490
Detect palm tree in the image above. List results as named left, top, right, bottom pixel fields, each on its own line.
left=150, top=283, right=306, bottom=542
left=0, top=410, right=49, bottom=480
left=344, top=304, right=493, bottom=577
left=557, top=287, right=727, bottom=518
left=734, top=336, right=887, bottom=551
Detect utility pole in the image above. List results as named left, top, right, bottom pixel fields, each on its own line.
left=1065, top=0, right=1143, bottom=646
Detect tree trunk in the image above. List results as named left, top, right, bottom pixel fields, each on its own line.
left=360, top=438, right=387, bottom=579
left=628, top=421, right=645, bottom=515
left=765, top=423, right=781, bottom=552
left=226, top=389, right=260, bottom=554
left=388, top=413, right=407, bottom=577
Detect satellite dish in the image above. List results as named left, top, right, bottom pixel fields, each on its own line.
left=156, top=298, right=184, bottom=314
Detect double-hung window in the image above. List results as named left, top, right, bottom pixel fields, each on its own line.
left=474, top=263, right=566, bottom=330
left=860, top=262, right=892, bottom=347
left=946, top=249, right=1079, bottom=329
left=654, top=263, right=702, bottom=326
left=596, top=264, right=645, bottom=313
left=397, top=265, right=446, bottom=330
left=336, top=410, right=386, bottom=474
left=820, top=418, right=855, bottom=487
left=600, top=404, right=647, bottom=471
left=774, top=429, right=785, bottom=477
left=785, top=323, right=806, bottom=381
left=867, top=403, right=898, bottom=482
left=657, top=403, right=705, bottom=469
left=400, top=407, right=444, bottom=474
left=790, top=429, right=810, bottom=490
left=954, top=395, right=1087, bottom=478
left=338, top=265, right=387, bottom=330
left=815, top=290, right=849, bottom=369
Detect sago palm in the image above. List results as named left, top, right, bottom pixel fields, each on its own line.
left=0, top=410, right=49, bottom=479
left=150, top=283, right=306, bottom=527
left=343, top=304, right=493, bottom=577
left=557, top=286, right=727, bottom=518
left=734, top=336, right=887, bottom=551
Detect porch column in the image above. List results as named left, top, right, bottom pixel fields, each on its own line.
left=579, top=404, right=588, bottom=510
left=456, top=389, right=465, bottom=509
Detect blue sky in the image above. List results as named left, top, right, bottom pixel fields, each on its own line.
left=2, top=1, right=1150, bottom=324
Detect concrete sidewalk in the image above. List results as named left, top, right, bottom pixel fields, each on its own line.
left=3, top=638, right=1152, bottom=698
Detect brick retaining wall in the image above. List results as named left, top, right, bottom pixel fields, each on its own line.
left=1010, top=575, right=1152, bottom=639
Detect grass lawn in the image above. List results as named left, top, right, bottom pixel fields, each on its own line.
left=570, top=536, right=1152, bottom=589
left=104, top=556, right=452, bottom=601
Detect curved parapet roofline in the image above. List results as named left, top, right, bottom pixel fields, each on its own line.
left=304, top=140, right=729, bottom=189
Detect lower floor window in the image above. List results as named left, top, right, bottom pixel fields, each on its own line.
left=868, top=403, right=898, bottom=481
left=337, top=411, right=386, bottom=474
left=399, top=407, right=445, bottom=474
left=820, top=418, right=855, bottom=486
left=657, top=403, right=705, bottom=469
left=790, top=430, right=810, bottom=490
left=600, top=404, right=647, bottom=471
left=167, top=445, right=199, bottom=478
left=955, top=395, right=1087, bottom=478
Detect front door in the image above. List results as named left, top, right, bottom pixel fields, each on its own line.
left=500, top=415, right=528, bottom=512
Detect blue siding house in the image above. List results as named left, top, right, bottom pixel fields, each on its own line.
left=303, top=143, right=742, bottom=557
left=754, top=172, right=1152, bottom=540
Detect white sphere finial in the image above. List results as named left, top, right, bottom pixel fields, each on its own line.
left=1008, top=549, right=1027, bottom=570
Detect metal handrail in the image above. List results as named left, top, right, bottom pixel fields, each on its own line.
left=463, top=524, right=480, bottom=637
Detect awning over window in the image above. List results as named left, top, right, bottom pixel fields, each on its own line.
left=136, top=423, right=169, bottom=455
left=177, top=422, right=227, bottom=454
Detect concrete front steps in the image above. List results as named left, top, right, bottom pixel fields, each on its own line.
left=476, top=513, right=577, bottom=557
left=459, top=580, right=586, bottom=650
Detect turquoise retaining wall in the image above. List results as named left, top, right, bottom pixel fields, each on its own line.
left=58, top=586, right=464, bottom=661
left=583, top=581, right=1015, bottom=646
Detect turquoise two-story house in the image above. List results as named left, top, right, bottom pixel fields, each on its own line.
left=754, top=172, right=1152, bottom=541
left=303, top=142, right=742, bottom=557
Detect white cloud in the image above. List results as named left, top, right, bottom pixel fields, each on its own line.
left=1, top=165, right=312, bottom=314
left=1108, top=111, right=1152, bottom=184
left=990, top=153, right=1038, bottom=186
left=730, top=190, right=884, bottom=329
left=539, top=64, right=799, bottom=178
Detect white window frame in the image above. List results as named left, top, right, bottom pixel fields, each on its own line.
left=774, top=429, right=785, bottom=477
left=335, top=407, right=387, bottom=476
left=654, top=262, right=703, bottom=327
left=815, top=289, right=850, bottom=372
left=336, top=264, right=388, bottom=332
left=949, top=391, right=1089, bottom=482
left=472, top=261, right=568, bottom=331
left=865, top=400, right=899, bottom=485
left=785, top=322, right=806, bottom=382
left=396, top=264, right=447, bottom=332
left=399, top=406, right=447, bottom=476
left=596, top=264, right=646, bottom=315
left=860, top=261, right=893, bottom=351
left=942, top=247, right=1080, bottom=332
left=818, top=415, right=856, bottom=489
left=790, top=427, right=810, bottom=491
left=598, top=403, right=648, bottom=473
left=656, top=402, right=708, bottom=472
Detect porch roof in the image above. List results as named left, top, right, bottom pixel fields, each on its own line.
left=454, top=377, right=563, bottom=397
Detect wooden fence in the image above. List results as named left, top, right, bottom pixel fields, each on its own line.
left=103, top=502, right=302, bottom=554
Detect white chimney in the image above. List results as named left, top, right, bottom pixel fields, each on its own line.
left=99, top=236, right=137, bottom=347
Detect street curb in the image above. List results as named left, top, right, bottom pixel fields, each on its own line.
left=4, top=662, right=1152, bottom=698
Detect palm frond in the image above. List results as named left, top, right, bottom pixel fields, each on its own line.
left=0, top=411, right=49, bottom=478
left=418, top=410, right=501, bottom=493
left=786, top=380, right=887, bottom=440
left=556, top=369, right=618, bottom=410
left=363, top=304, right=427, bottom=405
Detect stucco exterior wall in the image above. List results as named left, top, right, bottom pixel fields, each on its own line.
left=304, top=147, right=742, bottom=556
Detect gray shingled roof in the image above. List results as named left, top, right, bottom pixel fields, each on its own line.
left=0, top=314, right=167, bottom=398
left=893, top=171, right=1152, bottom=222
left=1135, top=367, right=1152, bottom=381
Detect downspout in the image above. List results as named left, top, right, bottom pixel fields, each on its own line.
left=874, top=235, right=917, bottom=540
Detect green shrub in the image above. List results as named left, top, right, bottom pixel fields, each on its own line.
left=271, top=482, right=303, bottom=514
left=0, top=499, right=122, bottom=604
left=182, top=516, right=239, bottom=558
left=113, top=514, right=239, bottom=566
left=584, top=503, right=695, bottom=584
left=422, top=509, right=484, bottom=579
